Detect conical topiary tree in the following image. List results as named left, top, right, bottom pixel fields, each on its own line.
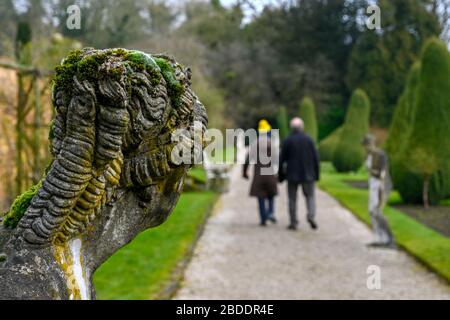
left=385, top=62, right=421, bottom=157
left=276, top=105, right=290, bottom=141
left=385, top=62, right=426, bottom=204
left=401, top=38, right=450, bottom=208
left=332, top=89, right=371, bottom=172
left=299, top=97, right=318, bottom=143
left=318, top=126, right=343, bottom=161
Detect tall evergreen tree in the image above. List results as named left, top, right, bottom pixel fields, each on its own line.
left=385, top=62, right=421, bottom=156
left=299, top=97, right=318, bottom=143
left=276, top=106, right=290, bottom=141
left=332, top=89, right=371, bottom=172
left=402, top=38, right=450, bottom=208
left=347, top=0, right=441, bottom=126
left=318, top=126, right=343, bottom=161
left=386, top=63, right=425, bottom=204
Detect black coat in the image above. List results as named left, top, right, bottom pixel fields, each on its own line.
left=278, top=131, right=320, bottom=183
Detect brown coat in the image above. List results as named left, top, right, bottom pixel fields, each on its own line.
left=243, top=135, right=278, bottom=198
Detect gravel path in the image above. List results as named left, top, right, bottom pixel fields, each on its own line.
left=175, top=166, right=450, bottom=300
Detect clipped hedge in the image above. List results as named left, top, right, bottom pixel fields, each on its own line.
left=332, top=89, right=370, bottom=172
left=405, top=38, right=450, bottom=202
left=386, top=62, right=445, bottom=205
left=386, top=63, right=423, bottom=203
left=390, top=162, right=444, bottom=204
left=276, top=106, right=290, bottom=141
left=386, top=39, right=450, bottom=204
left=385, top=62, right=420, bottom=157
left=299, top=97, right=318, bottom=143
left=318, top=126, right=342, bottom=161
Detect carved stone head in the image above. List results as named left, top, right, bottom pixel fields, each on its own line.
left=0, top=48, right=207, bottom=299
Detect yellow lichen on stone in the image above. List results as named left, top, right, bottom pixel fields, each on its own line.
left=53, top=243, right=82, bottom=300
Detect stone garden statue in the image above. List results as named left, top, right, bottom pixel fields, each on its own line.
left=0, top=48, right=207, bottom=299
left=362, top=134, right=396, bottom=248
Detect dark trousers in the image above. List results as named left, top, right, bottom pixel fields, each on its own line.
left=287, top=181, right=315, bottom=226
left=257, top=196, right=274, bottom=223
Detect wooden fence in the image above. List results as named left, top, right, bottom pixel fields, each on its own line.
left=0, top=61, right=53, bottom=209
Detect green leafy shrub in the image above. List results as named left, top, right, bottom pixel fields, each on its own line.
left=385, top=62, right=420, bottom=156
left=318, top=104, right=346, bottom=141
left=401, top=38, right=450, bottom=206
left=276, top=106, right=290, bottom=141
left=299, top=97, right=318, bottom=143
left=387, top=56, right=450, bottom=205
left=318, top=126, right=342, bottom=161
left=3, top=181, right=42, bottom=228
left=332, top=89, right=370, bottom=172
left=386, top=63, right=424, bottom=203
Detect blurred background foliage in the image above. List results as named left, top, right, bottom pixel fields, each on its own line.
left=1, top=0, right=448, bottom=128
left=0, top=0, right=449, bottom=209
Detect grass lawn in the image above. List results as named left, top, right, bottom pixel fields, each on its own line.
left=188, top=166, right=207, bottom=184
left=318, top=162, right=450, bottom=283
left=93, top=190, right=218, bottom=300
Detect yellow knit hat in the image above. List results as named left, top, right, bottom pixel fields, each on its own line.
left=258, top=119, right=271, bottom=133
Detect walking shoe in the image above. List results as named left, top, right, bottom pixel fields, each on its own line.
left=367, top=242, right=397, bottom=249
left=287, top=225, right=297, bottom=231
left=260, top=222, right=267, bottom=227
left=307, top=218, right=318, bottom=230
left=268, top=216, right=277, bottom=224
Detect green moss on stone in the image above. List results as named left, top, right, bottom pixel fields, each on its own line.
left=48, top=119, right=55, bottom=141
left=53, top=49, right=83, bottom=95
left=155, top=57, right=184, bottom=108
left=53, top=48, right=184, bottom=108
left=3, top=181, right=43, bottom=228
left=126, top=50, right=158, bottom=70
left=77, top=55, right=104, bottom=81
left=123, top=50, right=161, bottom=86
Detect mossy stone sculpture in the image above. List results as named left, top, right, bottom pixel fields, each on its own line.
left=0, top=48, right=207, bottom=300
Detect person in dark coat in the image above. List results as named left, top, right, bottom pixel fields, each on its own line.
left=278, top=117, right=320, bottom=230
left=243, top=119, right=278, bottom=226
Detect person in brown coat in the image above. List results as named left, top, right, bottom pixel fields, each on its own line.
left=243, top=120, right=278, bottom=226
